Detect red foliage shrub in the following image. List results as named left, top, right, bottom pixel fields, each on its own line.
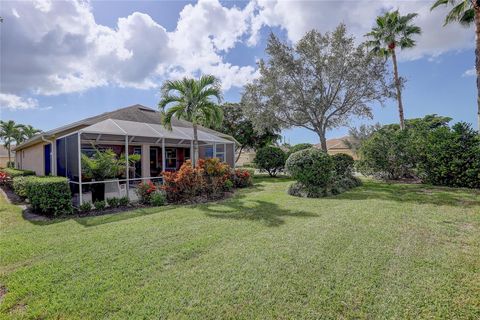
left=162, top=160, right=205, bottom=202
left=136, top=181, right=157, bottom=204
left=232, top=169, right=253, bottom=188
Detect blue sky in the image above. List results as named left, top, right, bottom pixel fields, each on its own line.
left=0, top=0, right=476, bottom=144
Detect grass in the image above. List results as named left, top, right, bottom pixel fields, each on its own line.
left=0, top=178, right=479, bottom=319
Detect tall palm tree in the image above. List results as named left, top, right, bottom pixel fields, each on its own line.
left=431, top=0, right=479, bottom=129
left=0, top=120, right=23, bottom=165
left=158, top=75, right=223, bottom=166
left=365, top=10, right=421, bottom=130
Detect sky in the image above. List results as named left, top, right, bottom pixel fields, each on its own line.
left=0, top=0, right=476, bottom=145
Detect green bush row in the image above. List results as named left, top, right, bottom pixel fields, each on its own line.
left=13, top=176, right=73, bottom=216
left=0, top=168, right=36, bottom=178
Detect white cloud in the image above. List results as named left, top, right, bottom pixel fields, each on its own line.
left=250, top=0, right=474, bottom=61
left=0, top=93, right=39, bottom=110
left=0, top=0, right=475, bottom=109
left=463, top=68, right=476, bottom=77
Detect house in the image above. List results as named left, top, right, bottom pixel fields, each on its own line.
left=0, top=145, right=15, bottom=168
left=315, top=136, right=358, bottom=160
left=13, top=104, right=238, bottom=204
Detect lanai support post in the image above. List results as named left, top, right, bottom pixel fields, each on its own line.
left=78, top=132, right=82, bottom=206
left=162, top=138, right=166, bottom=173
left=125, top=135, right=129, bottom=199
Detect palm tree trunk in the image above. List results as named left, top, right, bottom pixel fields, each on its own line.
left=391, top=49, right=405, bottom=130
left=192, top=124, right=199, bottom=167
left=475, top=8, right=480, bottom=131
left=7, top=144, right=11, bottom=165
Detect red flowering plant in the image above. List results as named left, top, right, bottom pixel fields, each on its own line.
left=136, top=181, right=157, bottom=204
left=0, top=171, right=9, bottom=186
left=232, top=169, right=253, bottom=188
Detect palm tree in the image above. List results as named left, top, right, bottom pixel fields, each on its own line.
left=431, top=0, right=479, bottom=130
left=365, top=10, right=421, bottom=130
left=20, top=125, right=42, bottom=141
left=0, top=120, right=23, bottom=165
left=158, top=75, right=223, bottom=166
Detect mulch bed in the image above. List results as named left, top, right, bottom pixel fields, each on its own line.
left=3, top=187, right=236, bottom=222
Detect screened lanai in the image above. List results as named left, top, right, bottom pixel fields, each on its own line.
left=55, top=119, right=236, bottom=206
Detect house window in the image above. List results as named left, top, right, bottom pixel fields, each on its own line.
left=215, top=144, right=225, bottom=162
left=205, top=146, right=213, bottom=158
left=166, top=148, right=177, bottom=169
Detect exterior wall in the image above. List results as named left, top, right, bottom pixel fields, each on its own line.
left=16, top=142, right=46, bottom=175
left=0, top=156, right=10, bottom=168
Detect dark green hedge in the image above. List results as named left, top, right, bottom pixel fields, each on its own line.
left=24, top=177, right=73, bottom=216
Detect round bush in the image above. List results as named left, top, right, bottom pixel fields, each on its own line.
left=254, top=146, right=286, bottom=177
left=331, top=153, right=355, bottom=177
left=285, top=148, right=334, bottom=187
left=287, top=143, right=313, bottom=157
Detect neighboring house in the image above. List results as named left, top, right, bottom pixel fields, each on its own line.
left=0, top=145, right=14, bottom=168
left=236, top=148, right=256, bottom=167
left=315, top=136, right=358, bottom=160
left=14, top=104, right=238, bottom=204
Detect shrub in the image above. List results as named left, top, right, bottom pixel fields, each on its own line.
left=150, top=192, right=166, bottom=206
left=136, top=181, right=157, bottom=204
left=93, top=200, right=106, bottom=211
left=358, top=127, right=417, bottom=180
left=79, top=202, right=92, bottom=213
left=332, top=153, right=355, bottom=178
left=107, top=197, right=120, bottom=208
left=287, top=143, right=313, bottom=157
left=224, top=179, right=234, bottom=191
left=0, top=168, right=35, bottom=178
left=285, top=148, right=334, bottom=187
left=0, top=168, right=35, bottom=187
left=12, top=176, right=30, bottom=198
left=421, top=122, right=480, bottom=188
left=162, top=160, right=205, bottom=202
left=232, top=169, right=253, bottom=188
left=254, top=146, right=286, bottom=177
left=119, top=196, right=130, bottom=207
left=201, top=158, right=231, bottom=197
left=25, top=177, right=72, bottom=216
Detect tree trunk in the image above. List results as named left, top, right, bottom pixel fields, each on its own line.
left=475, top=8, right=480, bottom=131
left=235, top=145, right=244, bottom=163
left=391, top=49, right=405, bottom=130
left=7, top=144, right=11, bottom=165
left=318, top=131, right=327, bottom=152
left=192, top=124, right=199, bottom=167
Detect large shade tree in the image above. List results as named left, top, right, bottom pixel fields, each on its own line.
left=158, top=75, right=223, bottom=166
left=365, top=10, right=421, bottom=130
left=216, top=103, right=280, bottom=163
left=0, top=120, right=23, bottom=165
left=431, top=0, right=479, bottom=129
left=242, top=24, right=391, bottom=151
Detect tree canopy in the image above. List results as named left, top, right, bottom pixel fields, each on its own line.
left=242, top=24, right=391, bottom=151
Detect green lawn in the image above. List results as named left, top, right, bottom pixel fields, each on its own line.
left=1, top=178, right=479, bottom=319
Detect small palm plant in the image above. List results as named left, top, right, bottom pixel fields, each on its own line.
left=431, top=0, right=479, bottom=129
left=158, top=75, right=223, bottom=166
left=365, top=10, right=421, bottom=130
left=0, top=120, right=23, bottom=165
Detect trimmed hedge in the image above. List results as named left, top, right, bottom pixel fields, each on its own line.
left=0, top=168, right=35, bottom=178
left=12, top=176, right=30, bottom=198
left=286, top=148, right=334, bottom=187
left=24, top=176, right=73, bottom=216
left=332, top=153, right=355, bottom=178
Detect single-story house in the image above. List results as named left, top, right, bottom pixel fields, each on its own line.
left=315, top=136, right=358, bottom=160
left=13, top=104, right=238, bottom=204
left=0, top=145, right=15, bottom=168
